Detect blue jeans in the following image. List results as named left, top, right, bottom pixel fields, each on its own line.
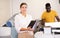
left=11, top=27, right=18, bottom=38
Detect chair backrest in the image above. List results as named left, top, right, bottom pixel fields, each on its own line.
left=6, top=21, right=12, bottom=27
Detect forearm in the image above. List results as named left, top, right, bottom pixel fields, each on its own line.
left=20, top=27, right=34, bottom=31
left=27, top=27, right=34, bottom=31
left=41, top=19, right=45, bottom=25
left=56, top=16, right=60, bottom=22
left=20, top=28, right=28, bottom=31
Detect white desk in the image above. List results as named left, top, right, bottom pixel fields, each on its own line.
left=34, top=32, right=60, bottom=38
left=45, top=22, right=60, bottom=33
left=45, top=22, right=60, bottom=28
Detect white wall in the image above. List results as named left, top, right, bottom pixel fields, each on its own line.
left=0, top=0, right=11, bottom=26
left=12, top=0, right=60, bottom=20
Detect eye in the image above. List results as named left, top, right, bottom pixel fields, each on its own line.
left=24, top=6, right=27, bottom=8
left=22, top=7, right=24, bottom=8
left=25, top=7, right=27, bottom=8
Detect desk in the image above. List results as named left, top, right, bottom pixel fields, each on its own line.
left=34, top=31, right=60, bottom=38
left=45, top=22, right=60, bottom=34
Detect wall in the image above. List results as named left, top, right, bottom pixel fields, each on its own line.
left=12, top=0, right=60, bottom=20
left=0, top=0, right=11, bottom=26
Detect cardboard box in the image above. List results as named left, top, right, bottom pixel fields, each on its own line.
left=18, top=31, right=34, bottom=38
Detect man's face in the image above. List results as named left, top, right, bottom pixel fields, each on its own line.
left=46, top=6, right=51, bottom=12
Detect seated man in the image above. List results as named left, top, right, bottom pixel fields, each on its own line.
left=41, top=3, right=60, bottom=25
left=39, top=3, right=60, bottom=31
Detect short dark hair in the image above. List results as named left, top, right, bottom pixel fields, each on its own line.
left=20, top=3, right=27, bottom=8
left=45, top=3, right=51, bottom=7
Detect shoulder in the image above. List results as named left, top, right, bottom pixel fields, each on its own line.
left=51, top=10, right=58, bottom=16
left=15, top=13, right=21, bottom=19
left=51, top=10, right=57, bottom=14
left=51, top=10, right=57, bottom=13
left=42, top=11, right=46, bottom=15
left=27, top=14, right=33, bottom=20
left=27, top=14, right=32, bottom=18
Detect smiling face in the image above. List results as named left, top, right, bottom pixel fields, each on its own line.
left=20, top=3, right=27, bottom=13
left=45, top=3, right=51, bottom=12
left=46, top=6, right=51, bottom=12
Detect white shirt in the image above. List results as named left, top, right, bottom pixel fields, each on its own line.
left=14, top=13, right=32, bottom=33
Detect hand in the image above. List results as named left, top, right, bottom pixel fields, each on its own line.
left=27, top=27, right=34, bottom=31
left=27, top=27, right=31, bottom=30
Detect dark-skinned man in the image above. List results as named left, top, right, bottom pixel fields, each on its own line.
left=38, top=3, right=60, bottom=31
left=41, top=3, right=60, bottom=25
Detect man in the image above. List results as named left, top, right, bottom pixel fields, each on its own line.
left=39, top=3, right=60, bottom=31
left=41, top=3, right=60, bottom=24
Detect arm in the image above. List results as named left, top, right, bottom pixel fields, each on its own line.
left=54, top=11, right=60, bottom=22
left=15, top=16, right=21, bottom=32
left=41, top=12, right=46, bottom=25
left=20, top=27, right=34, bottom=31
left=41, top=19, right=45, bottom=25
left=20, top=28, right=28, bottom=31
left=55, top=16, right=60, bottom=22
left=27, top=27, right=34, bottom=31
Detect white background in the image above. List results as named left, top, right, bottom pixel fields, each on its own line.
left=12, top=0, right=60, bottom=20
left=0, top=0, right=60, bottom=26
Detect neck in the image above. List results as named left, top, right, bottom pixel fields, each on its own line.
left=21, top=12, right=26, bottom=17
left=47, top=10, right=51, bottom=13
